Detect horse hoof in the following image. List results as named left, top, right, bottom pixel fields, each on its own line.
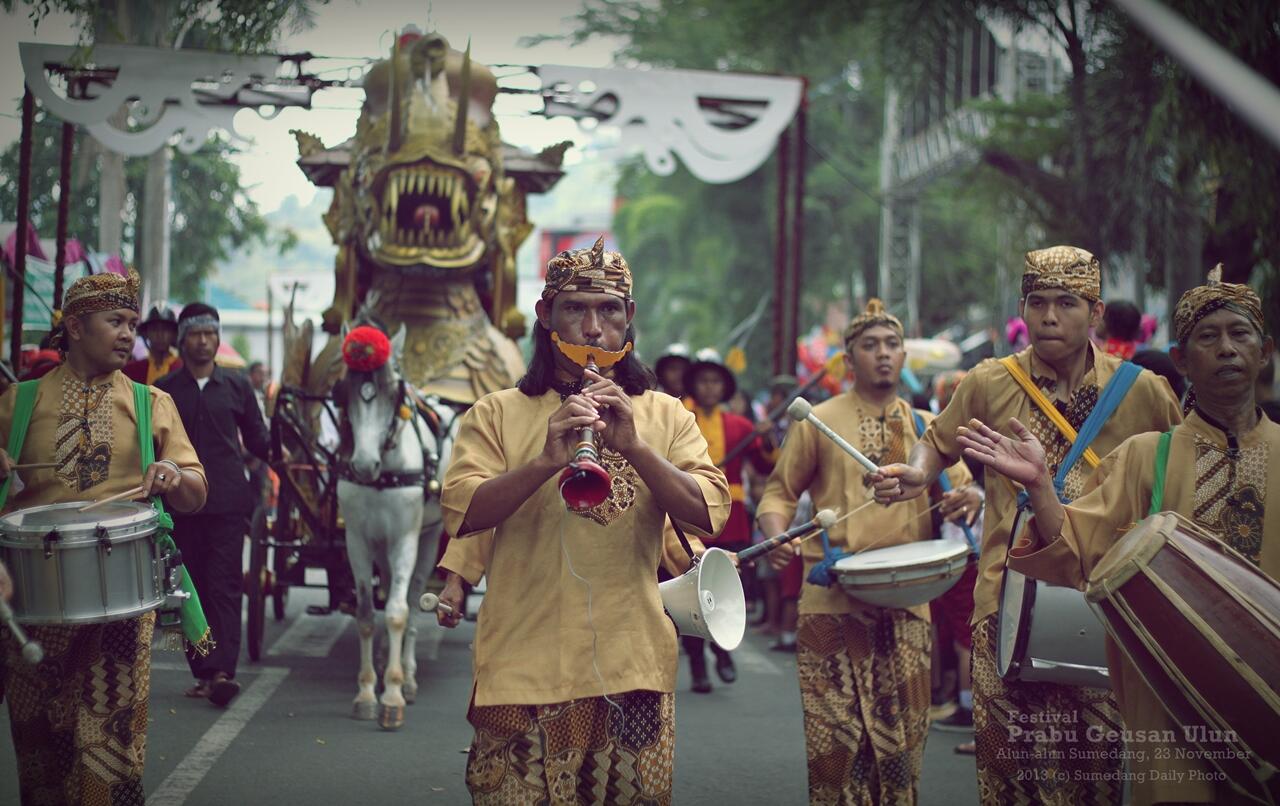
left=403, top=686, right=417, bottom=705
left=352, top=701, right=378, bottom=721
left=378, top=704, right=405, bottom=731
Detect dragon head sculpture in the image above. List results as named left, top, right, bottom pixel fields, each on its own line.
left=347, top=31, right=504, bottom=275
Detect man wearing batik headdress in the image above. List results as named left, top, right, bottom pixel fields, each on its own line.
left=958, top=264, right=1276, bottom=805
left=0, top=270, right=207, bottom=805
left=440, top=236, right=730, bottom=804
left=871, top=246, right=1182, bottom=804
left=757, top=299, right=979, bottom=804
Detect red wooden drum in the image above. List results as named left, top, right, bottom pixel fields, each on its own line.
left=1085, top=512, right=1280, bottom=805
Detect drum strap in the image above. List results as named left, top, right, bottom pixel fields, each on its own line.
left=911, top=409, right=979, bottom=555
left=1148, top=430, right=1173, bottom=516
left=0, top=381, right=39, bottom=511
left=132, top=382, right=212, bottom=654
left=1000, top=356, right=1102, bottom=469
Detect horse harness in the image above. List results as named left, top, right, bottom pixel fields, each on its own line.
left=338, top=377, right=440, bottom=493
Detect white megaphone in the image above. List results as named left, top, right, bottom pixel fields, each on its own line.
left=659, top=547, right=745, bottom=651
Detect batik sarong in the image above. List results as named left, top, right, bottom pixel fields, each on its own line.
left=796, top=610, right=931, bottom=805
left=972, top=614, right=1124, bottom=805
left=466, top=689, right=675, bottom=805
left=2, top=612, right=155, bottom=806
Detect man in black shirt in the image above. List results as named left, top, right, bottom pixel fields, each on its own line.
left=158, top=303, right=270, bottom=706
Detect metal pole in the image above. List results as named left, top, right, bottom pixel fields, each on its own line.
left=1112, top=0, right=1280, bottom=151
left=10, top=87, right=35, bottom=366
left=787, top=86, right=807, bottom=376
left=773, top=127, right=790, bottom=376
left=54, top=120, right=74, bottom=312
left=266, top=282, right=274, bottom=381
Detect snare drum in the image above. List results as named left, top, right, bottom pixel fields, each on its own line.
left=1086, top=512, right=1280, bottom=805
left=996, top=507, right=1110, bottom=688
left=0, top=501, right=172, bottom=624
left=834, top=540, right=969, bottom=609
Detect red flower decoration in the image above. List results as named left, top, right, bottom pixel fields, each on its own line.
left=342, top=325, right=392, bottom=372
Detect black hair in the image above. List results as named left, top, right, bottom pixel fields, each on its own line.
left=1103, top=300, right=1142, bottom=342
left=248, top=361, right=265, bottom=373
left=1131, top=349, right=1185, bottom=400
left=517, top=320, right=656, bottom=397
left=178, top=302, right=220, bottom=323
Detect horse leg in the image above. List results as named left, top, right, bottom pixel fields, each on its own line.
left=347, top=540, right=378, bottom=721
left=377, top=527, right=417, bottom=731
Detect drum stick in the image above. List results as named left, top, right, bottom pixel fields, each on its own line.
left=13, top=462, right=57, bottom=470
left=737, top=509, right=838, bottom=564
left=796, top=497, right=953, bottom=553
left=0, top=598, right=44, bottom=665
left=717, top=369, right=828, bottom=468
left=418, top=592, right=454, bottom=614
left=79, top=485, right=147, bottom=513
left=787, top=398, right=879, bottom=473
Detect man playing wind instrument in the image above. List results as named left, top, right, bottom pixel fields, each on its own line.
left=758, top=299, right=979, bottom=804
left=872, top=246, right=1182, bottom=804
left=440, top=236, right=730, bottom=804
left=958, top=265, right=1278, bottom=805
left=0, top=270, right=207, bottom=805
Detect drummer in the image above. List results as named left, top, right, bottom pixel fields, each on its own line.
left=958, top=265, right=1277, bottom=805
left=757, top=299, right=979, bottom=803
left=0, top=269, right=207, bottom=804
left=872, top=246, right=1182, bottom=803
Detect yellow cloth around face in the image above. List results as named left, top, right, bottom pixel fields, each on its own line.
left=0, top=364, right=206, bottom=515
left=1173, top=263, right=1265, bottom=343
left=542, top=235, right=632, bottom=301
left=439, top=388, right=729, bottom=706
left=920, top=343, right=1182, bottom=626
left=756, top=391, right=972, bottom=618
left=1022, top=245, right=1101, bottom=302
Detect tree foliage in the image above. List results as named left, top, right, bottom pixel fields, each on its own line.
left=0, top=112, right=271, bottom=302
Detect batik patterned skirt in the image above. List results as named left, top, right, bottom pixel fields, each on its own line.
left=796, top=610, right=932, bottom=806
left=971, top=614, right=1124, bottom=805
left=2, top=612, right=155, bottom=806
left=466, top=689, right=675, bottom=805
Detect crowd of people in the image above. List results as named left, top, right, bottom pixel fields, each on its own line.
left=0, top=238, right=1275, bottom=806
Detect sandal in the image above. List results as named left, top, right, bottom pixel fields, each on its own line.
left=185, top=680, right=212, bottom=698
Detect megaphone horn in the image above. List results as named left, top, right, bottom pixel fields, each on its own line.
left=659, top=548, right=745, bottom=651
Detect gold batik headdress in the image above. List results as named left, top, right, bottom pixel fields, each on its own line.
left=542, top=236, right=632, bottom=301
left=1173, top=263, right=1265, bottom=343
left=843, top=298, right=903, bottom=348
left=1022, top=245, right=1101, bottom=303
left=51, top=270, right=142, bottom=348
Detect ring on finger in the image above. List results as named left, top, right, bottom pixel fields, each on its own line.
left=158, top=473, right=166, bottom=481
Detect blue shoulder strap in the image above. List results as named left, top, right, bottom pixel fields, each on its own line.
left=1048, top=361, right=1142, bottom=502
left=912, top=409, right=978, bottom=554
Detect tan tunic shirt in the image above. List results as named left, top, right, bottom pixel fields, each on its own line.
left=1, top=364, right=206, bottom=514
left=441, top=388, right=730, bottom=706
left=922, top=343, right=1182, bottom=625
left=1007, top=411, right=1278, bottom=804
left=756, top=392, right=972, bottom=618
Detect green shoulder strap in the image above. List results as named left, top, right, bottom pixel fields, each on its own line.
left=0, top=381, right=40, bottom=511
left=1148, top=430, right=1174, bottom=516
left=132, top=382, right=212, bottom=653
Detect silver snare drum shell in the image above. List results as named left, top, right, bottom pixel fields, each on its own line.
left=0, top=501, right=165, bottom=624
left=996, top=507, right=1110, bottom=688
left=833, top=540, right=969, bottom=609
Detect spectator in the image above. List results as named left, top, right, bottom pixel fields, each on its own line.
left=1101, top=300, right=1142, bottom=359
left=123, top=303, right=182, bottom=384
left=156, top=303, right=270, bottom=707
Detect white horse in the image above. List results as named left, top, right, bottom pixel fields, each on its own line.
left=335, top=325, right=442, bottom=730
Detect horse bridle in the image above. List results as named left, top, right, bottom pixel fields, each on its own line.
left=340, top=376, right=438, bottom=491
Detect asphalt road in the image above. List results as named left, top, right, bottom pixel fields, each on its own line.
left=1, top=580, right=979, bottom=805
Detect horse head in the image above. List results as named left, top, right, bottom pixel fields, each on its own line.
left=339, top=323, right=408, bottom=483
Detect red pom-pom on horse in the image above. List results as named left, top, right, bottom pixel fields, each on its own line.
left=342, top=325, right=392, bottom=372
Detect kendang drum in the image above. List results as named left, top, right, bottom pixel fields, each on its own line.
left=0, top=501, right=174, bottom=624
left=997, top=508, right=1110, bottom=688
left=834, top=540, right=968, bottom=609
left=1086, top=512, right=1280, bottom=805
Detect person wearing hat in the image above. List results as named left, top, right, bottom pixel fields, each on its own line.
left=155, top=303, right=270, bottom=707
left=756, top=299, right=978, bottom=803
left=440, top=236, right=729, bottom=803
left=678, top=347, right=777, bottom=691
left=959, top=264, right=1277, bottom=805
left=123, top=301, right=183, bottom=385
left=0, top=270, right=207, bottom=804
left=654, top=343, right=691, bottom=397
left=871, top=246, right=1183, bottom=802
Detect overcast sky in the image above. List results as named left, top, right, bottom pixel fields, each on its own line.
left=0, top=0, right=621, bottom=213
